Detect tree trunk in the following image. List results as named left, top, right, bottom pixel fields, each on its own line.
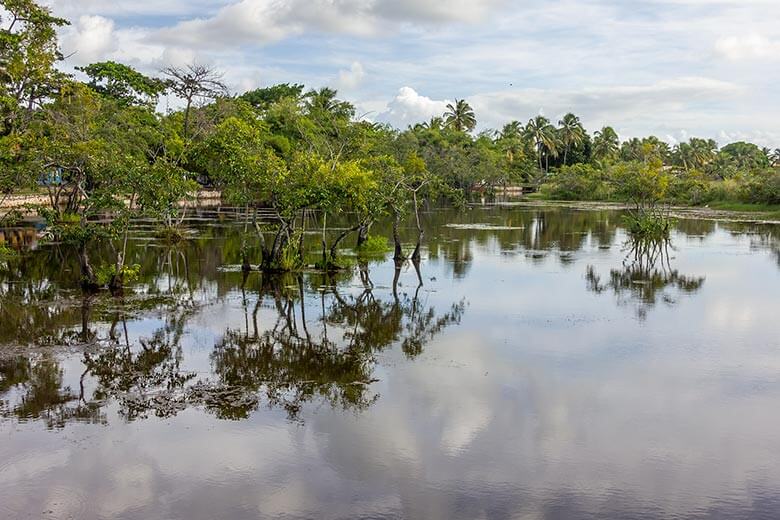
left=329, top=225, right=361, bottom=265
left=356, top=221, right=372, bottom=249
left=392, top=208, right=405, bottom=261
left=321, top=213, right=328, bottom=268
left=79, top=243, right=98, bottom=291
left=241, top=205, right=252, bottom=272
left=183, top=98, right=193, bottom=138
left=411, top=192, right=424, bottom=262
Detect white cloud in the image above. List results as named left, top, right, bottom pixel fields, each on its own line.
left=335, top=62, right=366, bottom=90
left=715, top=34, right=780, bottom=60
left=43, top=0, right=780, bottom=146
left=153, top=0, right=503, bottom=48
left=377, top=87, right=450, bottom=128
left=61, top=15, right=116, bottom=65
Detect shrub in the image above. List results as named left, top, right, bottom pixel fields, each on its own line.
left=739, top=169, right=780, bottom=205
left=540, top=164, right=612, bottom=201
left=355, top=235, right=390, bottom=256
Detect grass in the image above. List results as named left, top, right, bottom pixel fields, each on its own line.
left=706, top=201, right=780, bottom=214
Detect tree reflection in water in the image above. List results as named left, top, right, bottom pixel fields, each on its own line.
left=586, top=237, right=705, bottom=320
left=202, top=261, right=465, bottom=421
left=0, top=262, right=465, bottom=426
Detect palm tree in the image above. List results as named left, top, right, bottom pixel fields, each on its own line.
left=443, top=99, right=477, bottom=132
left=500, top=120, right=523, bottom=140
left=498, top=121, right=524, bottom=163
left=523, top=115, right=557, bottom=173
left=689, top=138, right=717, bottom=170
left=558, top=113, right=586, bottom=165
left=673, top=142, right=694, bottom=171
left=304, top=87, right=355, bottom=119
left=593, top=126, right=619, bottom=162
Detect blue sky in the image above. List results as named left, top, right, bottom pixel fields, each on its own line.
left=45, top=0, right=780, bottom=147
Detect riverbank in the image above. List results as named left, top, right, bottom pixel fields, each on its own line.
left=478, top=197, right=780, bottom=225
left=0, top=190, right=223, bottom=213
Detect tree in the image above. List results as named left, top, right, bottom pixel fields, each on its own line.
left=162, top=64, right=228, bottom=138
left=77, top=61, right=167, bottom=108
left=558, top=113, right=586, bottom=166
left=443, top=98, right=476, bottom=133
left=524, top=115, right=557, bottom=173
left=593, top=126, right=619, bottom=162
left=239, top=83, right=304, bottom=110
left=0, top=0, right=69, bottom=134
left=304, top=87, right=354, bottom=120
left=720, top=141, right=770, bottom=170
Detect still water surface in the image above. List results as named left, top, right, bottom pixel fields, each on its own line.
left=1, top=205, right=780, bottom=519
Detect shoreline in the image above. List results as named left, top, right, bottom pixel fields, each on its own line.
left=472, top=199, right=780, bottom=226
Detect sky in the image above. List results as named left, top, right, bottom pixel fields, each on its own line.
left=42, top=0, right=780, bottom=147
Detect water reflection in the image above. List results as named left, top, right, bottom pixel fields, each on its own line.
left=2, top=207, right=780, bottom=519
left=0, top=264, right=464, bottom=426
left=586, top=237, right=705, bottom=320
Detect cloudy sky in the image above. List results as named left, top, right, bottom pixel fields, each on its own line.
left=44, top=0, right=780, bottom=146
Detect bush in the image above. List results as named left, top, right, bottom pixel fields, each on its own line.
left=667, top=169, right=709, bottom=205
left=539, top=164, right=612, bottom=201
left=739, top=169, right=780, bottom=205
left=622, top=213, right=673, bottom=240
left=95, top=263, right=141, bottom=287
left=355, top=235, right=390, bottom=256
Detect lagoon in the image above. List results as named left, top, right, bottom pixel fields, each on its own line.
left=1, top=205, right=780, bottom=519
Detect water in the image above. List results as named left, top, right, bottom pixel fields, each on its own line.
left=1, top=205, right=780, bottom=519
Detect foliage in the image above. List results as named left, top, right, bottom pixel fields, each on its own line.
left=95, top=262, right=141, bottom=287
left=540, top=163, right=612, bottom=201
left=622, top=213, right=673, bottom=240
left=355, top=234, right=390, bottom=256
left=3, top=0, right=780, bottom=288
left=77, top=61, right=167, bottom=107
left=240, top=83, right=304, bottom=110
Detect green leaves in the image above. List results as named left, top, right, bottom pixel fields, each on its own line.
left=77, top=61, right=168, bottom=108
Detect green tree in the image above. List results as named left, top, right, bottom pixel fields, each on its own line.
left=720, top=141, right=770, bottom=170
left=593, top=126, right=619, bottom=162
left=558, top=113, right=586, bottom=166
left=239, top=83, right=304, bottom=110
left=524, top=115, right=557, bottom=173
left=162, top=64, right=228, bottom=138
left=77, top=61, right=167, bottom=107
left=443, top=98, right=476, bottom=133
left=0, top=0, right=69, bottom=134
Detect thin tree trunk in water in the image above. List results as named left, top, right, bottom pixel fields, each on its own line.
left=241, top=204, right=251, bottom=272
left=321, top=212, right=328, bottom=268
left=79, top=243, right=98, bottom=290
left=298, top=210, right=307, bottom=263
left=411, top=191, right=424, bottom=262
left=356, top=221, right=372, bottom=248
left=329, top=224, right=361, bottom=264
left=392, top=209, right=404, bottom=261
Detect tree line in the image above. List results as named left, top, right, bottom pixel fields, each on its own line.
left=2, top=0, right=779, bottom=291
